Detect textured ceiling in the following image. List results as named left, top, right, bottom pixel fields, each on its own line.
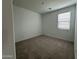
left=13, top=0, right=76, bottom=14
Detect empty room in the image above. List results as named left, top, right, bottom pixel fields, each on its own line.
left=12, top=0, right=76, bottom=59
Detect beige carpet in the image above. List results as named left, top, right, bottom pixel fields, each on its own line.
left=16, top=35, right=74, bottom=59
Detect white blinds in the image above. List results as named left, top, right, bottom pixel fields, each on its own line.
left=58, top=12, right=71, bottom=30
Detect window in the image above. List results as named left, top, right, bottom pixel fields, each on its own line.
left=58, top=12, right=71, bottom=30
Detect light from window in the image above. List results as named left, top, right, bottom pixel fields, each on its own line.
left=58, top=12, right=71, bottom=30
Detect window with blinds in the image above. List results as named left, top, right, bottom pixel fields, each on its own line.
left=58, top=12, right=71, bottom=30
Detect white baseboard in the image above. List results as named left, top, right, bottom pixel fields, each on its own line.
left=44, top=34, right=74, bottom=42
left=16, top=33, right=42, bottom=42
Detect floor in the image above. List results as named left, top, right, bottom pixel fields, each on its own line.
left=16, top=35, right=74, bottom=59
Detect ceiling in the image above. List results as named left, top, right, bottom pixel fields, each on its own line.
left=13, top=0, right=76, bottom=14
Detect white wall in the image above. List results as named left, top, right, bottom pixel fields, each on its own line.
left=13, top=5, right=76, bottom=42
left=2, top=0, right=15, bottom=59
left=42, top=5, right=76, bottom=41
left=13, top=5, right=42, bottom=42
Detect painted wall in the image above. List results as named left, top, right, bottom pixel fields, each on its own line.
left=13, top=5, right=42, bottom=42
left=42, top=5, right=76, bottom=41
left=74, top=7, right=77, bottom=59
left=2, top=0, right=15, bottom=59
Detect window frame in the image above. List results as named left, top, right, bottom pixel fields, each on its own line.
left=57, top=12, right=71, bottom=30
